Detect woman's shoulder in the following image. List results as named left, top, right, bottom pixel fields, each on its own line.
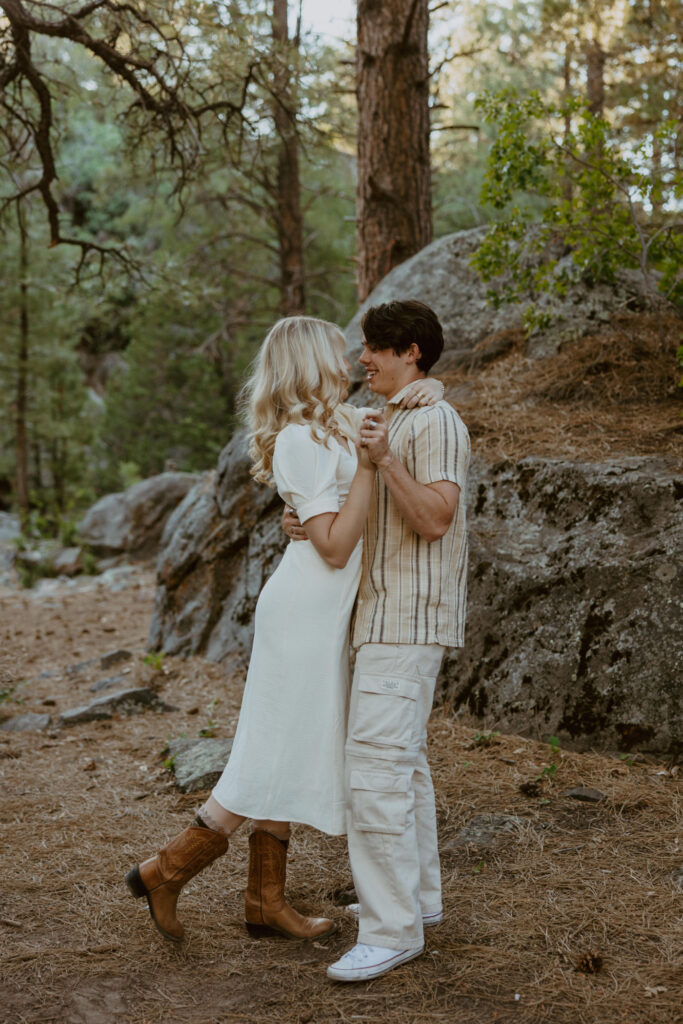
left=276, top=422, right=311, bottom=440
left=274, top=422, right=317, bottom=456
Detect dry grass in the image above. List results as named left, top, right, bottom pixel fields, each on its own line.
left=0, top=576, right=681, bottom=1024
left=443, top=313, right=683, bottom=463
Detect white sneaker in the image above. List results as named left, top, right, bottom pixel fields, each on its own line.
left=327, top=942, right=424, bottom=982
left=344, top=904, right=443, bottom=927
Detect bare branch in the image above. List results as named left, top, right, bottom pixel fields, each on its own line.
left=0, top=0, right=255, bottom=260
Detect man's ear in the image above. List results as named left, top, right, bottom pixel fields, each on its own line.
left=405, top=342, right=422, bottom=365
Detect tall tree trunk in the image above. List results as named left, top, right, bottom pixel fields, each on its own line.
left=15, top=200, right=29, bottom=524
left=585, top=36, right=605, bottom=116
left=271, top=0, right=305, bottom=315
left=562, top=44, right=574, bottom=202
left=651, top=129, right=663, bottom=218
left=356, top=0, right=431, bottom=301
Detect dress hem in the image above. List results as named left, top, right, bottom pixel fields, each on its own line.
left=210, top=795, right=347, bottom=837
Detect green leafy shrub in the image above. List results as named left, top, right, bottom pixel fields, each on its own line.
left=471, top=89, right=683, bottom=333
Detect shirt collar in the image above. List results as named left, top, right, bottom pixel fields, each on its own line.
left=386, top=381, right=422, bottom=407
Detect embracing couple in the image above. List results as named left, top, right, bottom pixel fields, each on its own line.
left=125, top=300, right=470, bottom=982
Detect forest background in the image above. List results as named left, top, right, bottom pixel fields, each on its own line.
left=0, top=0, right=680, bottom=540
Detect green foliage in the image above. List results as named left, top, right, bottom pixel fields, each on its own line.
left=472, top=730, right=500, bottom=747
left=142, top=652, right=164, bottom=671
left=471, top=89, right=683, bottom=331
left=536, top=734, right=562, bottom=783
left=117, top=462, right=143, bottom=491
left=0, top=204, right=101, bottom=522
left=199, top=698, right=219, bottom=738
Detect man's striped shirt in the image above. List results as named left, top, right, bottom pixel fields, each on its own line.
left=352, top=385, right=470, bottom=649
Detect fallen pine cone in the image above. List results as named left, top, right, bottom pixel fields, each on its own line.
left=575, top=950, right=603, bottom=974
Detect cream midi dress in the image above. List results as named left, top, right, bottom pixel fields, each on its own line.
left=211, top=419, right=362, bottom=836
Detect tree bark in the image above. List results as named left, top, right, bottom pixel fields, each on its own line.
left=271, top=0, right=305, bottom=315
left=356, top=0, right=432, bottom=301
left=15, top=200, right=29, bottom=523
left=562, top=44, right=573, bottom=202
left=585, top=36, right=605, bottom=116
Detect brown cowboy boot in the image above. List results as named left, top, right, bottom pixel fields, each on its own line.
left=244, top=828, right=336, bottom=940
left=125, top=818, right=228, bottom=942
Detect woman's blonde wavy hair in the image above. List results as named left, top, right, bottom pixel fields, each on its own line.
left=242, top=316, right=350, bottom=483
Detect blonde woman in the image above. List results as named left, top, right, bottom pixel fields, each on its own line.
left=125, top=316, right=441, bottom=945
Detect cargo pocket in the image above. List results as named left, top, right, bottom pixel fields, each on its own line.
left=350, top=769, right=409, bottom=834
left=350, top=674, right=421, bottom=749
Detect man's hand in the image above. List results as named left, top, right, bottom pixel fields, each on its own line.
left=282, top=505, right=307, bottom=541
left=360, top=414, right=393, bottom=469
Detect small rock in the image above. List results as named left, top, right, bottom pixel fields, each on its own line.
left=100, top=649, right=133, bottom=670
left=563, top=786, right=605, bottom=803
left=670, top=865, right=683, bottom=891
left=447, top=813, right=531, bottom=850
left=59, top=703, right=114, bottom=727
left=0, top=511, right=20, bottom=544
left=66, top=658, right=100, bottom=676
left=89, top=674, right=126, bottom=693
left=165, top=736, right=234, bottom=793
left=98, top=567, right=134, bottom=592
left=52, top=547, right=83, bottom=576
left=59, top=688, right=173, bottom=727
left=332, top=887, right=358, bottom=907
left=0, top=713, right=51, bottom=733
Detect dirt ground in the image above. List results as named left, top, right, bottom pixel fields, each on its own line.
left=0, top=570, right=680, bottom=1024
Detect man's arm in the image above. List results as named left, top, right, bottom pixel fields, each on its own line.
left=360, top=413, right=460, bottom=543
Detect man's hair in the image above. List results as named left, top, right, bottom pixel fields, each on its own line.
left=360, top=300, right=444, bottom=373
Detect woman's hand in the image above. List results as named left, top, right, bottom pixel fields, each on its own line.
left=355, top=438, right=376, bottom=471
left=282, top=505, right=307, bottom=541
left=398, top=378, right=444, bottom=409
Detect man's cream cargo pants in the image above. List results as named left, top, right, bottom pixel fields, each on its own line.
left=345, top=642, right=444, bottom=950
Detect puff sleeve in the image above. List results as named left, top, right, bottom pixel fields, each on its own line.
left=273, top=424, right=341, bottom=524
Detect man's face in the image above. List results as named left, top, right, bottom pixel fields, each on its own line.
left=359, top=340, right=414, bottom=398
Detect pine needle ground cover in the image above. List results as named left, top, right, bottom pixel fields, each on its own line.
left=0, top=571, right=680, bottom=1024
left=443, top=313, right=683, bottom=463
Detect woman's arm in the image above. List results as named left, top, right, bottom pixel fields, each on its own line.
left=301, top=448, right=376, bottom=569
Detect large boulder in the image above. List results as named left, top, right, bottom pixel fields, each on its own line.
left=344, top=228, right=653, bottom=372
left=441, top=456, right=682, bottom=757
left=148, top=437, right=284, bottom=660
left=78, top=472, right=201, bottom=558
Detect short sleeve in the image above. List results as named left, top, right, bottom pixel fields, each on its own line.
left=273, top=424, right=341, bottom=523
left=407, top=404, right=470, bottom=490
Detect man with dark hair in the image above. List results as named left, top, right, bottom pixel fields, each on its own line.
left=360, top=299, right=445, bottom=373
left=324, top=299, right=470, bottom=981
